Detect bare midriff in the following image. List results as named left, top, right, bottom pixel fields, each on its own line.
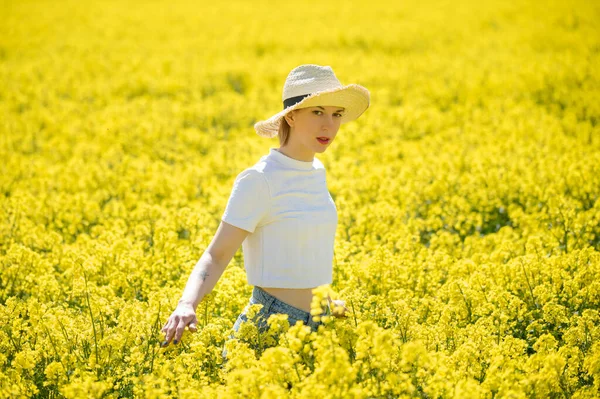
left=257, top=286, right=315, bottom=313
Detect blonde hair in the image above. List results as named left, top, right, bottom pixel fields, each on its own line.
left=278, top=112, right=292, bottom=146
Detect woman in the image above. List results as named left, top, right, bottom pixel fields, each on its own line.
left=160, top=64, right=370, bottom=353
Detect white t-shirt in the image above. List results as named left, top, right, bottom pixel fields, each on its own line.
left=221, top=147, right=338, bottom=288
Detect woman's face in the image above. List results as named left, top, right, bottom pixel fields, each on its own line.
left=284, top=106, right=345, bottom=154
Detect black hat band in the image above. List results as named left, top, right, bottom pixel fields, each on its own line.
left=283, top=94, right=311, bottom=109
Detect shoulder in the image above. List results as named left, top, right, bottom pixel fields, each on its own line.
left=238, top=159, right=269, bottom=179
left=234, top=164, right=272, bottom=196
left=242, top=157, right=285, bottom=181
left=236, top=166, right=266, bottom=184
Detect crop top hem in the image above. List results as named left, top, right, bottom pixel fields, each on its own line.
left=247, top=276, right=333, bottom=289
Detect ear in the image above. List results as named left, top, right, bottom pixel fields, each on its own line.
left=284, top=110, right=295, bottom=126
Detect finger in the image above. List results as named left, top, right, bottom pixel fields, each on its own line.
left=161, top=318, right=172, bottom=333
left=162, top=318, right=175, bottom=336
left=187, top=315, right=199, bottom=332
left=160, top=322, right=172, bottom=346
left=174, top=318, right=187, bottom=343
left=162, top=318, right=179, bottom=346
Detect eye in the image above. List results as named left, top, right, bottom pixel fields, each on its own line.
left=313, top=110, right=344, bottom=117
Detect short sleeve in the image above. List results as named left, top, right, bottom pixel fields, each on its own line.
left=221, top=169, right=271, bottom=233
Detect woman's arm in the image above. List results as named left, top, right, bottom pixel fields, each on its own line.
left=161, top=221, right=250, bottom=346
left=177, top=252, right=228, bottom=309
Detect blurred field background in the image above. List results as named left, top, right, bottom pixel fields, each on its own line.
left=1, top=0, right=600, bottom=397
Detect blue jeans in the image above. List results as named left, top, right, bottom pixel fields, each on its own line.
left=222, top=286, right=325, bottom=360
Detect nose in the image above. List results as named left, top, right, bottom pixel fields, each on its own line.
left=322, top=115, right=336, bottom=132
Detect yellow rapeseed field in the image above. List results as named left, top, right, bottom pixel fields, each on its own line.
left=1, top=0, right=600, bottom=397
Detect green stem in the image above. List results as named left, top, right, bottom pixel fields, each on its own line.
left=82, top=266, right=100, bottom=378
left=350, top=298, right=358, bottom=328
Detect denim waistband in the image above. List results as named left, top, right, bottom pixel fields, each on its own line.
left=252, top=286, right=323, bottom=328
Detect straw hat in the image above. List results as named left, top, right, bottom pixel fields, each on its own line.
left=254, top=64, right=370, bottom=138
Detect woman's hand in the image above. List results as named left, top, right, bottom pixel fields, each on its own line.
left=160, top=302, right=198, bottom=347
left=330, top=299, right=349, bottom=318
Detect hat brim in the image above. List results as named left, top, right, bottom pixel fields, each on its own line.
left=254, top=84, right=370, bottom=138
